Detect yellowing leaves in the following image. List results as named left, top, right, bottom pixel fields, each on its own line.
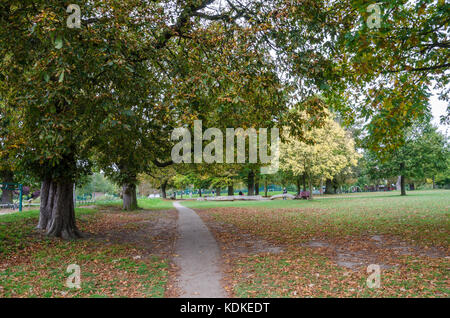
left=280, top=108, right=360, bottom=180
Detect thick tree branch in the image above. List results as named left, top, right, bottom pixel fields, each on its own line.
left=153, top=160, right=173, bottom=168
left=386, top=63, right=450, bottom=74
left=154, top=0, right=216, bottom=50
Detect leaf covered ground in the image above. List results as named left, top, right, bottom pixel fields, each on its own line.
left=1, top=193, right=448, bottom=298
left=0, top=204, right=177, bottom=298
left=196, top=190, right=449, bottom=297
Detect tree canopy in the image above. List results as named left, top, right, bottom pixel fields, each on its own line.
left=280, top=106, right=360, bottom=196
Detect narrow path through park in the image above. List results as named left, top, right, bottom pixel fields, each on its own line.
left=173, top=202, right=227, bottom=298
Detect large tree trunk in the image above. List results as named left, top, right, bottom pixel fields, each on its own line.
left=302, top=174, right=307, bottom=192
left=38, top=179, right=53, bottom=230
left=247, top=170, right=255, bottom=196
left=198, top=188, right=202, bottom=197
left=308, top=173, right=313, bottom=199
left=228, top=184, right=234, bottom=196
left=296, top=177, right=301, bottom=195
left=161, top=180, right=168, bottom=199
left=37, top=179, right=82, bottom=239
left=123, top=183, right=138, bottom=210
left=1, top=170, right=14, bottom=204
left=264, top=178, right=268, bottom=197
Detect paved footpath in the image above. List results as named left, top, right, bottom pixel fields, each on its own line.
left=173, top=201, right=227, bottom=298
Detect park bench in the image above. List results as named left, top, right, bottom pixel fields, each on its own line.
left=270, top=193, right=295, bottom=200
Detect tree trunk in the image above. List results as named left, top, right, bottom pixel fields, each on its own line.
left=73, top=184, right=76, bottom=208
left=264, top=178, right=268, bottom=197
left=308, top=173, right=313, bottom=199
left=1, top=185, right=13, bottom=204
left=228, top=184, right=234, bottom=196
left=215, top=188, right=221, bottom=196
left=254, top=173, right=259, bottom=195
left=400, top=162, right=406, bottom=196
left=400, top=176, right=406, bottom=195
left=161, top=180, right=168, bottom=199
left=296, top=177, right=301, bottom=195
left=37, top=179, right=82, bottom=239
left=199, top=189, right=202, bottom=197
left=325, top=179, right=334, bottom=194
left=1, top=170, right=14, bottom=204
left=302, top=174, right=307, bottom=192
left=38, top=179, right=53, bottom=230
left=247, top=170, right=255, bottom=196
left=123, top=183, right=138, bottom=210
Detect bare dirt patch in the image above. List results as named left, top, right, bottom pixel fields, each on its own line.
left=301, top=234, right=449, bottom=271
left=368, top=234, right=448, bottom=258
left=197, top=210, right=284, bottom=257
left=0, top=205, right=180, bottom=297
left=82, top=206, right=180, bottom=297
left=89, top=206, right=178, bottom=259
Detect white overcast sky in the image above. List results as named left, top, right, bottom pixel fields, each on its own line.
left=430, top=92, right=449, bottom=137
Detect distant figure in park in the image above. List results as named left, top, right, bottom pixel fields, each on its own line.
left=239, top=191, right=243, bottom=196
left=283, top=188, right=287, bottom=200
left=212, top=189, right=215, bottom=197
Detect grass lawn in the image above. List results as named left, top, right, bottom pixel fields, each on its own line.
left=93, top=198, right=175, bottom=210
left=0, top=203, right=176, bottom=298
left=193, top=190, right=450, bottom=297
left=138, top=198, right=177, bottom=210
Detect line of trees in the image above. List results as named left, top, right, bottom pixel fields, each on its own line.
left=360, top=121, right=449, bottom=195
